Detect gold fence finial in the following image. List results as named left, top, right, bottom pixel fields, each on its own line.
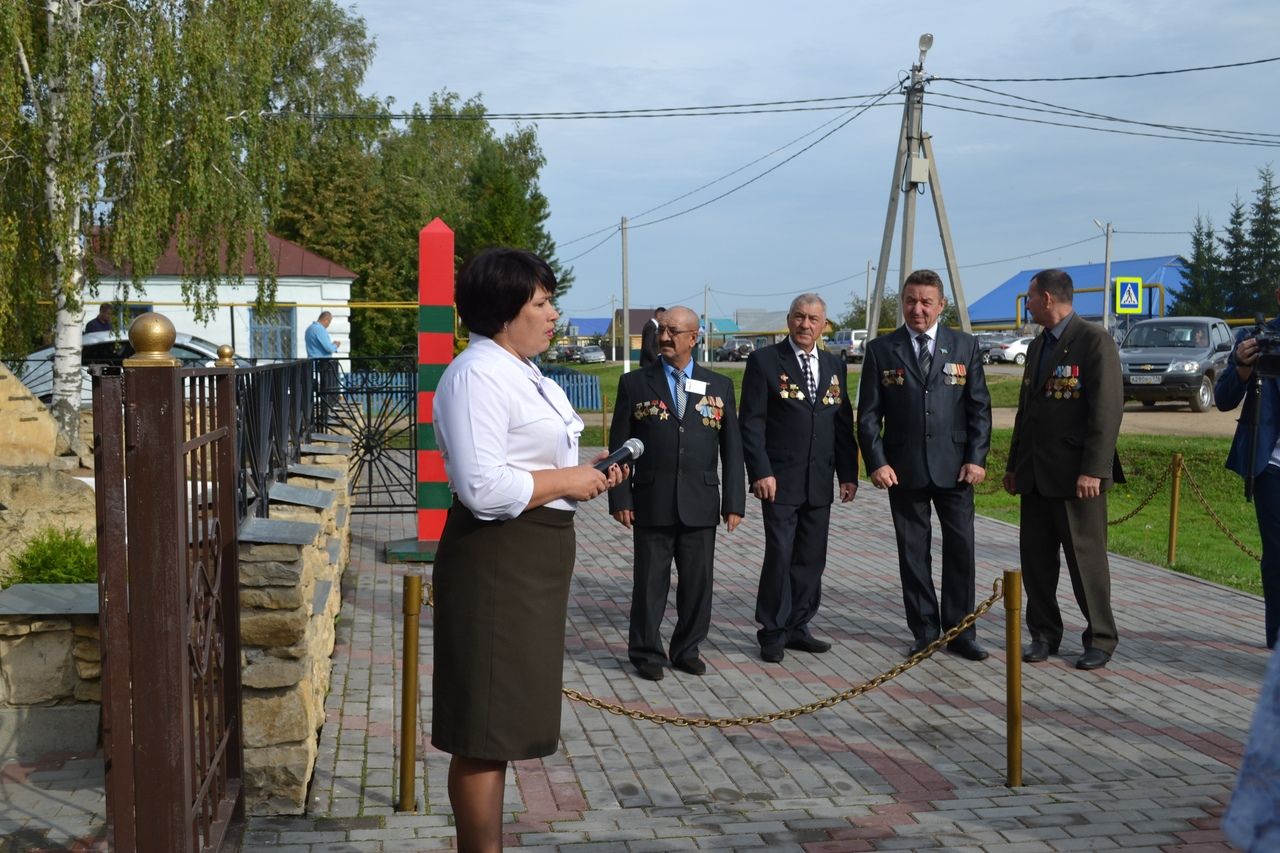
left=123, top=312, right=181, bottom=367
left=215, top=345, right=235, bottom=367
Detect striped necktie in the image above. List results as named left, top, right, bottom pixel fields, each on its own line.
left=916, top=333, right=932, bottom=377
left=674, top=369, right=686, bottom=419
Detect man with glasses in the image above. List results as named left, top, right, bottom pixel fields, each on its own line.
left=740, top=294, right=858, bottom=663
left=608, top=306, right=745, bottom=680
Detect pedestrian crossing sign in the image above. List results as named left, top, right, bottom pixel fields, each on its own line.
left=1115, top=277, right=1143, bottom=314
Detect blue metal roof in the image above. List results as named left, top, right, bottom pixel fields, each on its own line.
left=967, top=256, right=1188, bottom=325
left=566, top=317, right=611, bottom=336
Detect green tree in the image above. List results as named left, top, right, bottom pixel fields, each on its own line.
left=1219, top=196, right=1253, bottom=318
left=1249, top=165, right=1280, bottom=307
left=1173, top=215, right=1223, bottom=316
left=0, top=0, right=370, bottom=445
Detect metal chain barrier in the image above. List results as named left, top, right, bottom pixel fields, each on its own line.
left=1107, top=456, right=1173, bottom=526
left=1178, top=458, right=1262, bottom=561
left=562, top=579, right=1004, bottom=729
left=419, top=579, right=1004, bottom=729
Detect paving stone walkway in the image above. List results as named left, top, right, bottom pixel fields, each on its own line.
left=2, top=453, right=1270, bottom=851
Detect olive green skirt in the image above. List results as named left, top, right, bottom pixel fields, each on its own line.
left=430, top=500, right=576, bottom=761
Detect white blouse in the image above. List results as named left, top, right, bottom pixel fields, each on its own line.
left=433, top=336, right=585, bottom=520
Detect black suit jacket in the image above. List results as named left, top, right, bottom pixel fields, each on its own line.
left=1007, top=315, right=1125, bottom=498
left=640, top=319, right=661, bottom=366
left=857, top=326, right=992, bottom=489
left=739, top=341, right=858, bottom=506
left=608, top=362, right=746, bottom=527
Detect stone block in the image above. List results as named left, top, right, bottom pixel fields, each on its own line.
left=244, top=740, right=317, bottom=815
left=240, top=605, right=308, bottom=647
left=72, top=636, right=100, bottom=662
left=74, top=679, right=100, bottom=702
left=72, top=615, right=98, bottom=637
left=0, top=365, right=58, bottom=467
left=240, top=541, right=304, bottom=562
left=0, top=705, right=100, bottom=760
left=240, top=558, right=304, bottom=587
left=0, top=627, right=75, bottom=704
left=29, top=618, right=72, bottom=633
left=243, top=682, right=317, bottom=747
left=242, top=651, right=307, bottom=689
left=0, top=467, right=96, bottom=583
left=241, top=584, right=306, bottom=610
left=74, top=658, right=101, bottom=680
left=0, top=618, right=32, bottom=638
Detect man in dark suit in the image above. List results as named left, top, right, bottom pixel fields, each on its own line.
left=1003, top=268, right=1124, bottom=671
left=857, top=269, right=992, bottom=661
left=609, top=306, right=746, bottom=680
left=739, top=294, right=858, bottom=663
left=1216, top=288, right=1280, bottom=651
left=639, top=306, right=665, bottom=367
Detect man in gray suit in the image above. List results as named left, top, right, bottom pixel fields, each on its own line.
left=858, top=269, right=992, bottom=661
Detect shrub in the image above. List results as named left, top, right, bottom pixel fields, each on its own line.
left=3, top=527, right=98, bottom=588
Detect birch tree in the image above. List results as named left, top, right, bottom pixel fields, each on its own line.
left=0, top=0, right=371, bottom=446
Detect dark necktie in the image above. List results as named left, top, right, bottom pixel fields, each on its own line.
left=1037, top=331, right=1055, bottom=378
left=674, top=370, right=686, bottom=419
left=800, top=352, right=816, bottom=400
left=916, top=333, right=932, bottom=377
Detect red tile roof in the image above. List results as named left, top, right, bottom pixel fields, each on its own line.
left=93, top=233, right=356, bottom=280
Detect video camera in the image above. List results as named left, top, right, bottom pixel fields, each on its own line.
left=1253, top=317, right=1280, bottom=378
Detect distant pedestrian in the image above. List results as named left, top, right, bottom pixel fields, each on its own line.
left=640, top=306, right=665, bottom=367
left=85, top=303, right=113, bottom=334
left=305, top=311, right=341, bottom=428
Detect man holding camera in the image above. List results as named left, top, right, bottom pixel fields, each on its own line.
left=1216, top=298, right=1280, bottom=651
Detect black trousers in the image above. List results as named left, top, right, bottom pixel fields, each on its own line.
left=887, top=483, right=978, bottom=643
left=755, top=500, right=831, bottom=648
left=1020, top=491, right=1119, bottom=654
left=629, top=524, right=716, bottom=667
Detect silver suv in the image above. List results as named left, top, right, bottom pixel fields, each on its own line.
left=1118, top=316, right=1233, bottom=412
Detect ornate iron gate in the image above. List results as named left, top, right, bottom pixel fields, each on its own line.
left=93, top=350, right=244, bottom=851
left=318, top=356, right=417, bottom=513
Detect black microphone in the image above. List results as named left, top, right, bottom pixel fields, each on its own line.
left=594, top=438, right=644, bottom=472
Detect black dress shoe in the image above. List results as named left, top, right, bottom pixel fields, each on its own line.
left=673, top=657, right=706, bottom=676
left=785, top=636, right=831, bottom=654
left=634, top=661, right=665, bottom=681
left=1075, top=648, right=1111, bottom=671
left=760, top=645, right=785, bottom=663
left=1022, top=640, right=1058, bottom=663
left=946, top=638, right=990, bottom=661
left=907, top=636, right=938, bottom=657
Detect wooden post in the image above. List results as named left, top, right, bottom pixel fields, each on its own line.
left=1004, top=570, right=1023, bottom=787
left=1168, top=453, right=1184, bottom=566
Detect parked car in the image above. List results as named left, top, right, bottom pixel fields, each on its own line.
left=714, top=338, right=755, bottom=361
left=975, top=332, right=1014, bottom=365
left=558, top=344, right=583, bottom=363
left=15, top=331, right=252, bottom=407
left=578, top=344, right=606, bottom=364
left=831, top=329, right=868, bottom=363
left=1118, top=316, right=1232, bottom=412
left=988, top=335, right=1034, bottom=365
left=543, top=345, right=563, bottom=362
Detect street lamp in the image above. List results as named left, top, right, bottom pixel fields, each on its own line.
left=1093, top=218, right=1113, bottom=335
left=917, top=33, right=933, bottom=66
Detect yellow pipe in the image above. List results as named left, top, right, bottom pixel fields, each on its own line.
left=396, top=574, right=423, bottom=812
left=1168, top=453, right=1184, bottom=566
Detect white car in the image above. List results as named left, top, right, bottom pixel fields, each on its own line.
left=15, top=331, right=248, bottom=406
left=578, top=344, right=607, bottom=364
left=989, top=336, right=1034, bottom=365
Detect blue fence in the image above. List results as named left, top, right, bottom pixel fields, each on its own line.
left=544, top=367, right=602, bottom=411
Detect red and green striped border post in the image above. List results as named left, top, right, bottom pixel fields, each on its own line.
left=387, top=218, right=454, bottom=562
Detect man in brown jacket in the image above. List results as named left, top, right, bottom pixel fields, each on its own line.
left=1002, top=268, right=1124, bottom=671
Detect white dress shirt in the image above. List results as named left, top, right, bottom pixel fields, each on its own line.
left=908, top=321, right=940, bottom=357
left=789, top=338, right=820, bottom=386
left=433, top=336, right=584, bottom=520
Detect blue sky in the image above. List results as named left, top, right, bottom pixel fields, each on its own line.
left=349, top=1, right=1277, bottom=321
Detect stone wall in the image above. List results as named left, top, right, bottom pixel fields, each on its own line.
left=239, top=439, right=352, bottom=814
left=0, top=363, right=58, bottom=467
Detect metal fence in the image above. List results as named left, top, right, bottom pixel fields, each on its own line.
left=545, top=366, right=602, bottom=410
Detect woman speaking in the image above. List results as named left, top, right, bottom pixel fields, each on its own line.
left=431, top=247, right=625, bottom=851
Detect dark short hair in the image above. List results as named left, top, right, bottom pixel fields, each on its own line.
left=455, top=248, right=558, bottom=337
left=654, top=306, right=666, bottom=316
left=903, top=269, right=945, bottom=296
left=1030, top=268, right=1073, bottom=303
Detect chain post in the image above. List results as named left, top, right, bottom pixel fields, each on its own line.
left=1003, top=569, right=1023, bottom=787
left=397, top=574, right=423, bottom=812
left=602, top=392, right=609, bottom=434
left=1168, top=453, right=1184, bottom=566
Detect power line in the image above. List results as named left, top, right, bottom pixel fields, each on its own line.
left=936, top=55, right=1280, bottom=83
left=936, top=81, right=1280, bottom=142
left=1115, top=229, right=1190, bottom=236
left=561, top=227, right=619, bottom=263
left=926, top=101, right=1280, bottom=147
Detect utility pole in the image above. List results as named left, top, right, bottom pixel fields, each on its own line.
left=1095, top=219, right=1113, bottom=335
left=621, top=216, right=630, bottom=372
left=867, top=34, right=972, bottom=341
left=864, top=259, right=873, bottom=335
left=610, top=294, right=617, bottom=360
left=703, top=284, right=711, bottom=368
